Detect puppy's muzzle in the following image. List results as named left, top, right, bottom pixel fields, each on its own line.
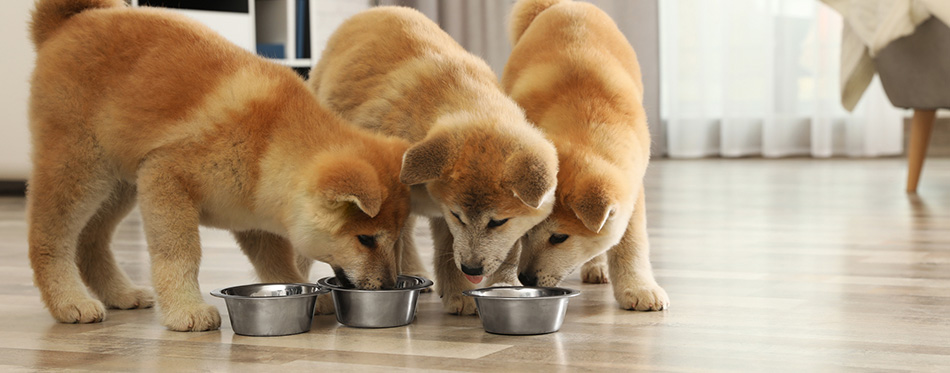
left=518, top=271, right=538, bottom=286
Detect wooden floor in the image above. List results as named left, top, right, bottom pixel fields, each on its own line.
left=2, top=158, right=949, bottom=372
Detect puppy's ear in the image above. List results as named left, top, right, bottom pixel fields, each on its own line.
left=400, top=132, right=456, bottom=185
left=503, top=151, right=557, bottom=209
left=315, top=158, right=383, bottom=217
left=569, top=176, right=618, bottom=233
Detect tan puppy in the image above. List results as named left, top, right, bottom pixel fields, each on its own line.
left=503, top=0, right=669, bottom=311
left=28, top=0, right=410, bottom=331
left=309, top=7, right=558, bottom=315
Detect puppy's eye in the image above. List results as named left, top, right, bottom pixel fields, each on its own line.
left=357, top=235, right=377, bottom=249
left=549, top=233, right=569, bottom=245
left=487, top=218, right=509, bottom=228
left=451, top=211, right=465, bottom=225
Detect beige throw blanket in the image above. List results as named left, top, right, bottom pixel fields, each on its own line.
left=820, top=0, right=950, bottom=110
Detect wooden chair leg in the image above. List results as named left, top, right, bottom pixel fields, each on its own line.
left=906, top=109, right=937, bottom=193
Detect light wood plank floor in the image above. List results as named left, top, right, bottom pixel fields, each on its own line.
left=2, top=158, right=949, bottom=372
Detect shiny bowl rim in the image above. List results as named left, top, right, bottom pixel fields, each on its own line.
left=462, top=285, right=581, bottom=300
left=316, top=275, right=433, bottom=293
left=210, top=282, right=328, bottom=300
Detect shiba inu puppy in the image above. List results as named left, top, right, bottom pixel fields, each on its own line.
left=28, top=0, right=410, bottom=331
left=503, top=0, right=669, bottom=311
left=309, top=7, right=558, bottom=314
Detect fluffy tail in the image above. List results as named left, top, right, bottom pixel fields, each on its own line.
left=31, top=0, right=124, bottom=46
left=508, top=0, right=568, bottom=46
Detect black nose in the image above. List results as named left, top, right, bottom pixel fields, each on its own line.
left=518, top=272, right=538, bottom=286
left=460, top=264, right=483, bottom=276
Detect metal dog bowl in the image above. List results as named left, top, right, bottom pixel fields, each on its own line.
left=211, top=283, right=328, bottom=336
left=317, top=275, right=433, bottom=328
left=464, top=286, right=580, bottom=335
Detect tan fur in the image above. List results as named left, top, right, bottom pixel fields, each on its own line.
left=309, top=7, right=558, bottom=314
left=28, top=0, right=411, bottom=330
left=503, top=0, right=669, bottom=311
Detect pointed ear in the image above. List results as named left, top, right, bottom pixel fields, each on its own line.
left=569, top=177, right=618, bottom=233
left=400, top=131, right=456, bottom=185
left=316, top=158, right=383, bottom=217
left=503, top=151, right=558, bottom=209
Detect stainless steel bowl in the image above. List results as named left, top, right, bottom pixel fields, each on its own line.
left=464, top=286, right=580, bottom=335
left=211, top=283, right=328, bottom=336
left=317, top=275, right=433, bottom=328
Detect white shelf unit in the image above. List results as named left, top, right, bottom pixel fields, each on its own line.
left=131, top=1, right=256, bottom=53
left=132, top=1, right=372, bottom=70
left=255, top=0, right=372, bottom=68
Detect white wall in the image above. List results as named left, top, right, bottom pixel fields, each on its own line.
left=0, top=2, right=35, bottom=180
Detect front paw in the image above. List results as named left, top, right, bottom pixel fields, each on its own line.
left=581, top=263, right=609, bottom=284
left=442, top=293, right=477, bottom=315
left=314, top=293, right=336, bottom=315
left=162, top=303, right=221, bottom=331
left=101, top=286, right=155, bottom=310
left=617, top=282, right=669, bottom=311
left=49, top=297, right=107, bottom=324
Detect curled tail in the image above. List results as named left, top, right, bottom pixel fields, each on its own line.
left=31, top=0, right=124, bottom=46
left=508, top=0, right=568, bottom=46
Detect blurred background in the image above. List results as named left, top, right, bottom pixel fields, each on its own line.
left=2, top=0, right=946, bottom=188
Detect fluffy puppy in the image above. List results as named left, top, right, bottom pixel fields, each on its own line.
left=309, top=6, right=558, bottom=315
left=28, top=0, right=410, bottom=331
left=503, top=0, right=669, bottom=311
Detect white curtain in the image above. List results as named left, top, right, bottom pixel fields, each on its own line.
left=375, top=0, right=514, bottom=75
left=376, top=0, right=666, bottom=154
left=660, top=0, right=906, bottom=158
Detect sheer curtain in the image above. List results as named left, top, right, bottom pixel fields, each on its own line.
left=377, top=0, right=665, bottom=155
left=660, top=0, right=906, bottom=158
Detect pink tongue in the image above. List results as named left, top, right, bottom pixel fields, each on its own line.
left=464, top=274, right=483, bottom=284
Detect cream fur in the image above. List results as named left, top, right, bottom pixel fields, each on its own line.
left=503, top=0, right=669, bottom=311
left=28, top=0, right=411, bottom=330
left=309, top=6, right=559, bottom=315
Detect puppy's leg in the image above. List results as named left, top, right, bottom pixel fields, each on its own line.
left=137, top=162, right=220, bottom=331
left=430, top=217, right=477, bottom=315
left=28, top=144, right=113, bottom=324
left=398, top=215, right=430, bottom=278
left=398, top=216, right=432, bottom=293
left=233, top=230, right=305, bottom=283
left=77, top=181, right=155, bottom=310
left=608, top=190, right=669, bottom=311
left=487, top=240, right=520, bottom=286
left=581, top=253, right=610, bottom=284
left=295, top=254, right=314, bottom=281
left=287, top=253, right=335, bottom=314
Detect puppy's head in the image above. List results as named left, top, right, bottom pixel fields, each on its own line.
left=518, top=154, right=634, bottom=287
left=400, top=114, right=557, bottom=281
left=290, top=138, right=411, bottom=289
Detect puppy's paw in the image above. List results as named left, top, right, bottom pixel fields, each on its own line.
left=102, top=286, right=155, bottom=310
left=617, top=282, right=669, bottom=311
left=314, top=293, right=336, bottom=315
left=162, top=303, right=221, bottom=331
left=50, top=297, right=107, bottom=324
left=581, top=263, right=609, bottom=284
left=443, top=293, right=477, bottom=316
